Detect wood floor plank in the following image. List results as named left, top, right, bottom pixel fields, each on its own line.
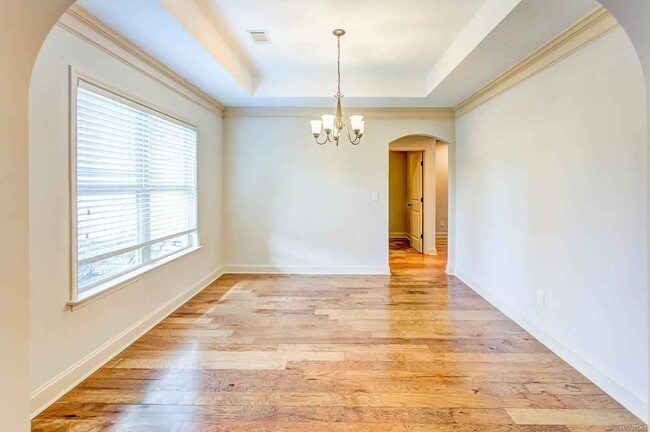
left=506, top=408, right=644, bottom=425
left=451, top=408, right=515, bottom=424
left=32, top=239, right=644, bottom=430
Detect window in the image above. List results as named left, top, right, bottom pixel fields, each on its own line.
left=73, top=78, right=198, bottom=301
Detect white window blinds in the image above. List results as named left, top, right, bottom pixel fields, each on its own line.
left=75, top=81, right=198, bottom=293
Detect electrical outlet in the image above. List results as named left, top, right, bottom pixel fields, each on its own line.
left=536, top=290, right=546, bottom=308
left=372, top=192, right=378, bottom=201
left=440, top=219, right=445, bottom=227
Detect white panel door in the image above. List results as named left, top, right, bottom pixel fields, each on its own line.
left=408, top=151, right=423, bottom=253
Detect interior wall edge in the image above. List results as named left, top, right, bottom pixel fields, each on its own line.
left=445, top=265, right=455, bottom=276
left=455, top=270, right=648, bottom=423
left=29, top=267, right=224, bottom=419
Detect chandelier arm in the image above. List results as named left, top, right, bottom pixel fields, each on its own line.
left=343, top=123, right=353, bottom=142
left=314, top=134, right=329, bottom=145
left=341, top=123, right=362, bottom=145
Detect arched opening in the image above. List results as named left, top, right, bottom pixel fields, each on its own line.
left=1, top=2, right=76, bottom=430
left=388, top=134, right=450, bottom=266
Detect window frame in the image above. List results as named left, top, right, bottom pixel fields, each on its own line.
left=68, top=68, right=201, bottom=309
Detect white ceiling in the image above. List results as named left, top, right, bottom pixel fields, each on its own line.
left=427, top=0, right=602, bottom=105
left=202, top=0, right=486, bottom=79
left=77, top=0, right=600, bottom=108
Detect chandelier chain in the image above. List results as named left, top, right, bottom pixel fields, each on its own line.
left=337, top=35, right=341, bottom=96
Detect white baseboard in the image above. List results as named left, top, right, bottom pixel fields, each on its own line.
left=445, top=265, right=455, bottom=275
left=426, top=247, right=438, bottom=256
left=222, top=265, right=391, bottom=276
left=455, top=269, right=648, bottom=423
left=389, top=232, right=409, bottom=239
left=30, top=267, right=224, bottom=418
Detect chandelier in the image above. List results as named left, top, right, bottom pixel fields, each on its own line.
left=310, top=29, right=364, bottom=146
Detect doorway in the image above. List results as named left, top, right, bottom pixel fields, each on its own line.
left=389, top=150, right=424, bottom=253
left=388, top=135, right=449, bottom=265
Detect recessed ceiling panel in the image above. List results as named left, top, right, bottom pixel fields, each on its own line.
left=76, top=0, right=603, bottom=107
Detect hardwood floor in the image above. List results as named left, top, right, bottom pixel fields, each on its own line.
left=435, top=235, right=448, bottom=255
left=33, top=239, right=644, bottom=431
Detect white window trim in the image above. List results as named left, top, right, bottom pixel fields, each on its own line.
left=68, top=67, right=201, bottom=310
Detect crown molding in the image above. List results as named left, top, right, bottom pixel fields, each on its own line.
left=223, top=107, right=456, bottom=119
left=455, top=7, right=618, bottom=118
left=57, top=5, right=225, bottom=117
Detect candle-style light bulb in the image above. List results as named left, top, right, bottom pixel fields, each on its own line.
left=350, top=115, right=363, bottom=133
left=310, top=120, right=323, bottom=137
left=321, top=115, right=335, bottom=133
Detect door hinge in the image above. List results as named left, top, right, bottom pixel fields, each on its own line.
left=420, top=197, right=423, bottom=202
left=420, top=160, right=423, bottom=166
left=420, top=234, right=423, bottom=239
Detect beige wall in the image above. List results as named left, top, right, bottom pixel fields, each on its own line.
left=389, top=152, right=408, bottom=236
left=435, top=142, right=449, bottom=233
left=455, top=28, right=647, bottom=419
left=224, top=117, right=455, bottom=270
left=28, top=23, right=224, bottom=415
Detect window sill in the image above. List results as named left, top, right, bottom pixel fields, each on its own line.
left=67, top=246, right=203, bottom=311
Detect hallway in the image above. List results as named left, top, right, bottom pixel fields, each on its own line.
left=33, top=242, right=642, bottom=430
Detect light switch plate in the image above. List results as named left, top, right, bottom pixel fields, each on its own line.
left=372, top=192, right=378, bottom=201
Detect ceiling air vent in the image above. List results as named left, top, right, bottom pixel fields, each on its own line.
left=247, top=30, right=271, bottom=43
